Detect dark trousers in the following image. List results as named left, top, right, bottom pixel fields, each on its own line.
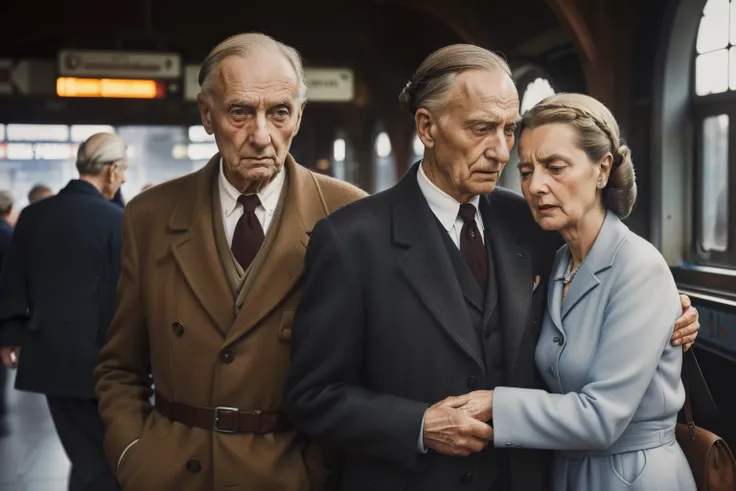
left=46, top=396, right=119, bottom=491
left=0, top=366, right=6, bottom=419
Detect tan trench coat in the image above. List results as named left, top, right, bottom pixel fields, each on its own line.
left=94, top=154, right=367, bottom=491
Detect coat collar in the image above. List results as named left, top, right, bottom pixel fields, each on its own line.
left=60, top=179, right=105, bottom=199
left=165, top=153, right=329, bottom=339
left=549, top=210, right=630, bottom=325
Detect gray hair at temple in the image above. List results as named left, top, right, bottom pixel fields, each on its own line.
left=399, top=44, right=512, bottom=114
left=76, top=133, right=127, bottom=177
left=198, top=33, right=307, bottom=101
left=0, top=190, right=13, bottom=216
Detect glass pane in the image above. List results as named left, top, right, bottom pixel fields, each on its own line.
left=520, top=78, right=556, bottom=114
left=697, top=0, right=730, bottom=54
left=696, top=50, right=730, bottom=95
left=731, top=0, right=736, bottom=46
left=701, top=114, right=729, bottom=252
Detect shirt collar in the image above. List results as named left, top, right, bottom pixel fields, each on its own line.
left=219, top=158, right=286, bottom=217
left=416, top=161, right=481, bottom=231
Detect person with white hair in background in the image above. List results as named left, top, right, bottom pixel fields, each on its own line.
left=94, top=33, right=365, bottom=491
left=0, top=132, right=126, bottom=491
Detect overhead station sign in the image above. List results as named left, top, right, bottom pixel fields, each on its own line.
left=56, top=50, right=181, bottom=99
left=58, top=50, right=181, bottom=79
left=304, top=68, right=354, bottom=102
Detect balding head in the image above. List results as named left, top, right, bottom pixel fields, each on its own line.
left=76, top=132, right=127, bottom=177
left=199, top=33, right=307, bottom=101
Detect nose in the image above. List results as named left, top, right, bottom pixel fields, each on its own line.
left=527, top=167, right=547, bottom=195
left=249, top=113, right=271, bottom=149
left=486, top=131, right=511, bottom=164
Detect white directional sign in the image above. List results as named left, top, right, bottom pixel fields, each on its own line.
left=304, top=68, right=354, bottom=102
left=58, top=50, right=182, bottom=79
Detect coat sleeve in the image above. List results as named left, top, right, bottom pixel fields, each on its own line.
left=0, top=213, right=31, bottom=347
left=94, top=206, right=153, bottom=472
left=492, top=248, right=681, bottom=450
left=284, top=217, right=429, bottom=473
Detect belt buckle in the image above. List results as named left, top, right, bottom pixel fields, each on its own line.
left=213, top=406, right=239, bottom=434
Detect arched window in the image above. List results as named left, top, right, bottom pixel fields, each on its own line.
left=373, top=129, right=396, bottom=193
left=501, top=67, right=557, bottom=193
left=520, top=77, right=556, bottom=115
left=693, top=0, right=734, bottom=266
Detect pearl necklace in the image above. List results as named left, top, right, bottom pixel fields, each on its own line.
left=563, top=258, right=581, bottom=285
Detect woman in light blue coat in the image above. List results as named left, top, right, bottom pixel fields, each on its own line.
left=473, top=93, right=696, bottom=490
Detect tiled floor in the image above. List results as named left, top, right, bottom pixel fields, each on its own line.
left=0, top=371, right=70, bottom=491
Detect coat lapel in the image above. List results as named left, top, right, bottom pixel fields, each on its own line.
left=169, top=155, right=234, bottom=336
left=223, top=156, right=324, bottom=347
left=561, top=210, right=629, bottom=320
left=547, top=251, right=567, bottom=334
left=482, top=193, right=533, bottom=375
left=394, top=164, right=485, bottom=372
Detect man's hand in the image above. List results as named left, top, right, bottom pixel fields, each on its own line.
left=423, top=400, right=493, bottom=457
left=439, top=391, right=495, bottom=423
left=672, top=294, right=699, bottom=351
left=0, top=346, right=20, bottom=368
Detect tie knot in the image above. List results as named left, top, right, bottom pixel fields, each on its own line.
left=238, top=194, right=261, bottom=213
left=458, top=203, right=477, bottom=223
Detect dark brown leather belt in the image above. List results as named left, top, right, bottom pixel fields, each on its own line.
left=154, top=392, right=291, bottom=434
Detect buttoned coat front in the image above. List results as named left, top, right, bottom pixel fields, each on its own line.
left=492, top=211, right=697, bottom=491
left=94, top=154, right=367, bottom=491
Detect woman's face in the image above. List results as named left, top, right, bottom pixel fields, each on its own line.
left=517, top=123, right=610, bottom=232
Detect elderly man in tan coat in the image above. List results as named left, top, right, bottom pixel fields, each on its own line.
left=94, top=33, right=367, bottom=491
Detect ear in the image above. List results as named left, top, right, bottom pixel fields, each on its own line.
left=293, top=99, right=307, bottom=137
left=415, top=108, right=435, bottom=149
left=599, top=153, right=613, bottom=184
left=197, top=93, right=214, bottom=134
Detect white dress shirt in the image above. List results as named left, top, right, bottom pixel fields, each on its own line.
left=218, top=159, right=286, bottom=245
left=415, top=161, right=487, bottom=453
left=416, top=161, right=485, bottom=247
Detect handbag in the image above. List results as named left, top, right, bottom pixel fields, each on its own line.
left=675, top=348, right=736, bottom=490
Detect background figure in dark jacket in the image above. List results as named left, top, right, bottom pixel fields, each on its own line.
left=0, top=190, right=14, bottom=436
left=0, top=132, right=127, bottom=491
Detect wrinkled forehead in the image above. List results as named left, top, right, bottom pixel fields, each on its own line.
left=447, top=69, right=520, bottom=121
left=214, top=52, right=299, bottom=101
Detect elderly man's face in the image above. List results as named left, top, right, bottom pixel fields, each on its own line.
left=419, top=69, right=519, bottom=202
left=198, top=52, right=305, bottom=193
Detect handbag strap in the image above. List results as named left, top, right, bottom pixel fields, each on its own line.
left=681, top=346, right=718, bottom=428
left=682, top=346, right=695, bottom=425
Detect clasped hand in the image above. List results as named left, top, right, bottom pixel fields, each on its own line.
left=422, top=390, right=495, bottom=457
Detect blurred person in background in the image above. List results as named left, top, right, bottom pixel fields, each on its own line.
left=28, top=184, right=53, bottom=203
left=0, top=132, right=127, bottom=491
left=0, top=190, right=13, bottom=436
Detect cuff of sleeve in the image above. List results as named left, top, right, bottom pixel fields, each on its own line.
left=418, top=412, right=428, bottom=454
left=116, top=439, right=139, bottom=475
left=0, top=320, right=24, bottom=347
left=491, top=386, right=524, bottom=449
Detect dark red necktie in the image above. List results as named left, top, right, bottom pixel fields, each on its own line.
left=231, top=195, right=264, bottom=270
left=458, top=203, right=487, bottom=291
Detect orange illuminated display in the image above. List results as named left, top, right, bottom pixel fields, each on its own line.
left=56, top=77, right=166, bottom=99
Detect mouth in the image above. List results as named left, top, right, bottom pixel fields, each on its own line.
left=537, top=204, right=558, bottom=214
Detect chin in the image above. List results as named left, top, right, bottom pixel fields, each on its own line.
left=535, top=215, right=565, bottom=231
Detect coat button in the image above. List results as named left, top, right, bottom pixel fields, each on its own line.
left=185, top=458, right=201, bottom=474
left=484, top=326, right=491, bottom=338
left=548, top=366, right=555, bottom=376
left=467, top=376, right=477, bottom=389
left=553, top=336, right=562, bottom=345
left=220, top=349, right=234, bottom=364
left=172, top=322, right=184, bottom=337
left=461, top=472, right=474, bottom=485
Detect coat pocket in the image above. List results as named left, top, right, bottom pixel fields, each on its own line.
left=610, top=450, right=648, bottom=487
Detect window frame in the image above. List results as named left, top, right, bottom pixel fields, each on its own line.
left=692, top=80, right=736, bottom=268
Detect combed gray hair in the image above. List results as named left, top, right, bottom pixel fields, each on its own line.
left=76, top=133, right=127, bottom=177
left=0, top=190, right=13, bottom=215
left=399, top=44, right=512, bottom=114
left=198, top=33, right=307, bottom=101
